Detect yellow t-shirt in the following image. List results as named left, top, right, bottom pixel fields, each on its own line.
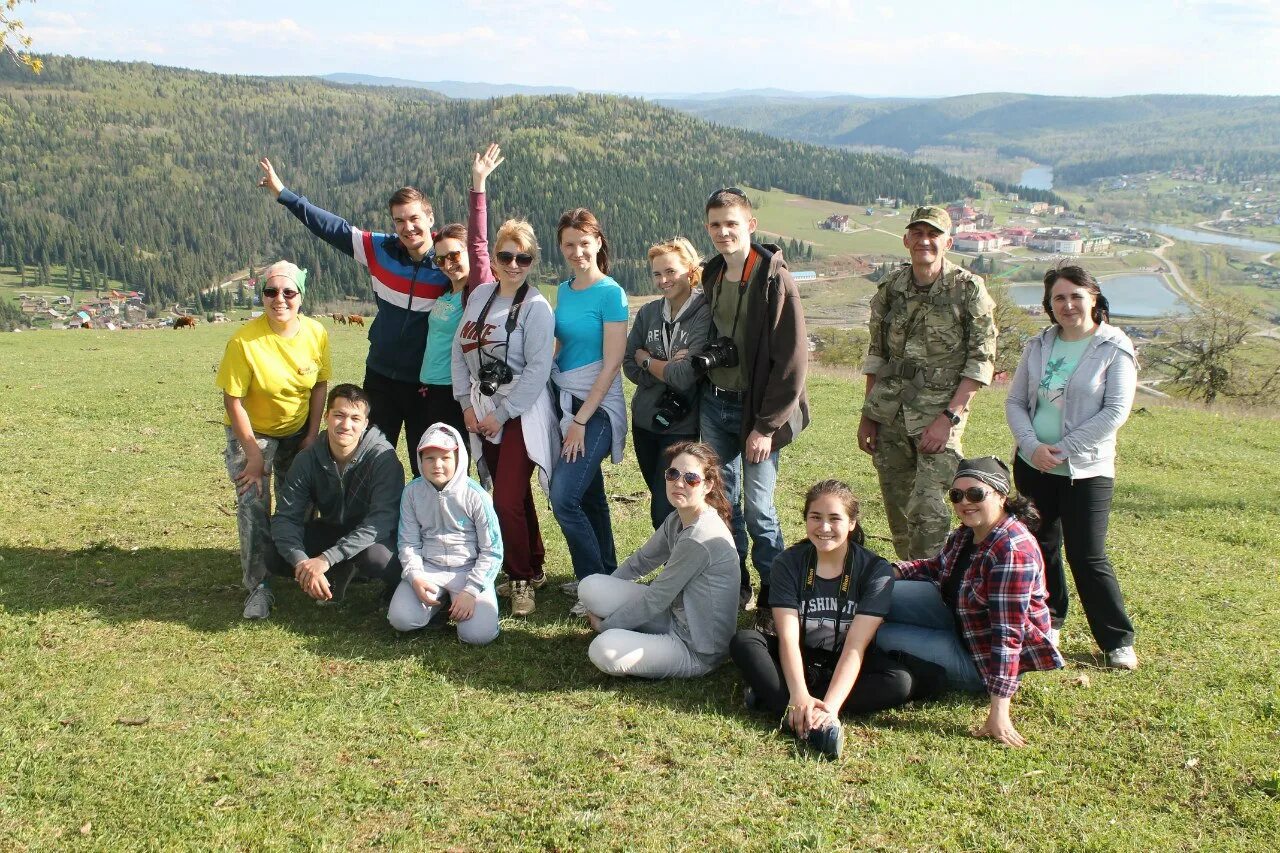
left=216, top=315, right=332, bottom=437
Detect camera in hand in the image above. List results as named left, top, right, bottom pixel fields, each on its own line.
left=652, top=387, right=692, bottom=430
left=690, top=336, right=739, bottom=376
left=478, top=357, right=514, bottom=397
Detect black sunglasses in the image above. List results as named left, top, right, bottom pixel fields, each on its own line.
left=261, top=287, right=300, bottom=300
left=948, top=486, right=992, bottom=504
left=706, top=186, right=749, bottom=205
left=433, top=250, right=463, bottom=267
left=496, top=251, right=534, bottom=268
left=664, top=467, right=704, bottom=486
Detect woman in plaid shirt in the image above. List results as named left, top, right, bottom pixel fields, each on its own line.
left=876, top=457, right=1064, bottom=747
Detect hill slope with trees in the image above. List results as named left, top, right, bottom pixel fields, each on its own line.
left=0, top=57, right=972, bottom=309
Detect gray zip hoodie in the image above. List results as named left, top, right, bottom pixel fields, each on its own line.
left=623, top=290, right=711, bottom=436
left=396, top=423, right=503, bottom=598
left=272, top=426, right=405, bottom=568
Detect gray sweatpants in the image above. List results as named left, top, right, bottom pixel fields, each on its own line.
left=223, top=426, right=304, bottom=591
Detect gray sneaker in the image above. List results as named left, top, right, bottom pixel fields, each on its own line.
left=1105, top=645, right=1139, bottom=670
left=561, top=579, right=580, bottom=598
left=569, top=600, right=588, bottom=617
left=242, top=584, right=273, bottom=620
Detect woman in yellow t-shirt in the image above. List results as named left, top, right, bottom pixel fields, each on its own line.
left=215, top=260, right=331, bottom=619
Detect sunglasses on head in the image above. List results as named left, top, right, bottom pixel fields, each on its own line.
left=433, top=250, right=463, bottom=267
left=707, top=186, right=749, bottom=205
left=496, top=251, right=534, bottom=268
left=261, top=287, right=300, bottom=300
left=948, top=486, right=993, bottom=504
left=664, top=467, right=704, bottom=486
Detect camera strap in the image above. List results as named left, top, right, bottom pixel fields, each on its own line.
left=799, top=542, right=854, bottom=660
left=713, top=248, right=759, bottom=342
left=475, top=282, right=530, bottom=358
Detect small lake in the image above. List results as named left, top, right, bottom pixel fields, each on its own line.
left=1146, top=223, right=1280, bottom=255
left=1018, top=165, right=1054, bottom=190
left=1006, top=274, right=1187, bottom=318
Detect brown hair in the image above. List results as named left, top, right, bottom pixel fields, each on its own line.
left=647, top=237, right=703, bottom=287
left=556, top=207, right=611, bottom=275
left=803, top=479, right=866, bottom=547
left=1042, top=264, right=1109, bottom=326
left=704, top=187, right=753, bottom=214
left=387, top=186, right=434, bottom=218
left=433, top=223, right=467, bottom=244
left=663, top=441, right=732, bottom=529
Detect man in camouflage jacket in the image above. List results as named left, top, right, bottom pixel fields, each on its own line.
left=858, top=206, right=998, bottom=559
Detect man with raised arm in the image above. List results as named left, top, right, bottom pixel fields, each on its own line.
left=258, top=157, right=450, bottom=476
left=859, top=205, right=998, bottom=560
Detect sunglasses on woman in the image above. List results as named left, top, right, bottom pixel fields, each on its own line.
left=433, top=250, right=463, bottom=267
left=664, top=467, right=704, bottom=486
left=496, top=251, right=534, bottom=268
left=261, top=287, right=300, bottom=300
left=948, top=486, right=992, bottom=504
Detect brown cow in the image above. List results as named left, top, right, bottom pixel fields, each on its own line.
left=347, top=314, right=365, bottom=327
left=173, top=316, right=197, bottom=329
left=331, top=312, right=347, bottom=325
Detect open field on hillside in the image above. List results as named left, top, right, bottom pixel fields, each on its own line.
left=1, top=325, right=1277, bottom=849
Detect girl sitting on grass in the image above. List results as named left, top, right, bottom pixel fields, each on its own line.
left=729, top=480, right=946, bottom=760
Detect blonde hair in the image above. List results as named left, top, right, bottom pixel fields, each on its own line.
left=494, top=218, right=539, bottom=260
left=647, top=237, right=702, bottom=286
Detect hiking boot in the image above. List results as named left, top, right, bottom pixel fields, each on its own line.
left=560, top=579, right=579, bottom=598
left=1105, top=645, right=1139, bottom=671
left=498, top=573, right=547, bottom=597
left=242, top=584, right=273, bottom=620
left=807, top=722, right=845, bottom=761
left=510, top=581, right=536, bottom=617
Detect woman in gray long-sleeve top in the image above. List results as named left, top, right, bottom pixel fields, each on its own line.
left=577, top=442, right=740, bottom=679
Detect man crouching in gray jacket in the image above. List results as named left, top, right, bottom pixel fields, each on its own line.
left=268, top=383, right=405, bottom=613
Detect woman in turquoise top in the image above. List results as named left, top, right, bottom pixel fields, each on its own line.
left=549, top=207, right=629, bottom=599
left=1005, top=265, right=1139, bottom=670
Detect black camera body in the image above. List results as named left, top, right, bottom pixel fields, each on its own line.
left=652, top=388, right=692, bottom=430
left=691, top=336, right=739, bottom=376
left=477, top=357, right=514, bottom=396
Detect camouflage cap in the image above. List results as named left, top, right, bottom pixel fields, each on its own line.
left=906, top=205, right=952, bottom=235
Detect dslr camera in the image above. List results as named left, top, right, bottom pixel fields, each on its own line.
left=652, top=388, right=692, bottom=430
left=690, top=336, right=739, bottom=376
left=477, top=356, right=514, bottom=397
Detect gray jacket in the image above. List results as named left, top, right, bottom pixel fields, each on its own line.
left=623, top=291, right=711, bottom=436
left=272, top=426, right=405, bottom=568
left=451, top=282, right=556, bottom=425
left=396, top=424, right=503, bottom=598
left=605, top=507, right=740, bottom=661
left=1005, top=322, right=1138, bottom=480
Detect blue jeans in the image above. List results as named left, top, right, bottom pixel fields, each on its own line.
left=550, top=408, right=618, bottom=580
left=875, top=580, right=984, bottom=693
left=698, top=387, right=783, bottom=590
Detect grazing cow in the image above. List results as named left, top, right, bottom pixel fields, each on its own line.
left=331, top=312, right=347, bottom=325
left=173, top=316, right=197, bottom=329
left=347, top=314, right=365, bottom=327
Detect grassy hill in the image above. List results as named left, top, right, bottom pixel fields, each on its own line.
left=663, top=92, right=1280, bottom=184
left=0, top=325, right=1276, bottom=848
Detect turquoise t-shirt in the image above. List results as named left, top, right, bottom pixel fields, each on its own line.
left=419, top=289, right=465, bottom=385
left=1022, top=333, right=1094, bottom=476
left=554, top=276, right=628, bottom=371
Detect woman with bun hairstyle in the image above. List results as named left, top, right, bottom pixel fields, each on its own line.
left=1005, top=264, right=1139, bottom=670
left=876, top=457, right=1064, bottom=748
left=624, top=237, right=711, bottom=529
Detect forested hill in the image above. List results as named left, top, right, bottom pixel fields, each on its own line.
left=661, top=92, right=1280, bottom=184
left=0, top=57, right=970, bottom=309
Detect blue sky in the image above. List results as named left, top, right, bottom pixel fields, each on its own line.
left=21, top=0, right=1280, bottom=97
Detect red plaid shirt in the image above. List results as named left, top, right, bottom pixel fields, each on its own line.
left=896, top=516, right=1063, bottom=698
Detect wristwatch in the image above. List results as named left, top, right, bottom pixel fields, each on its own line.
left=943, top=408, right=962, bottom=426
left=642, top=356, right=653, bottom=371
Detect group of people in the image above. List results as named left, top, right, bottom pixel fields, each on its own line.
left=214, top=145, right=1140, bottom=758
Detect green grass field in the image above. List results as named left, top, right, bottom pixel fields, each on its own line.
left=1, top=325, right=1278, bottom=849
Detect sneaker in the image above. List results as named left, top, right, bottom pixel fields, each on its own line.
left=510, top=581, right=535, bottom=617
left=743, top=687, right=760, bottom=712
left=754, top=606, right=776, bottom=637
left=569, top=600, right=588, bottom=617
left=242, top=584, right=273, bottom=620
left=739, top=584, right=756, bottom=612
left=1105, top=645, right=1139, bottom=671
left=560, top=579, right=580, bottom=598
left=806, top=722, right=845, bottom=760
left=498, top=573, right=547, bottom=597
left=1047, top=628, right=1061, bottom=648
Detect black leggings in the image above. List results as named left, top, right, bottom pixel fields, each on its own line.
left=729, top=629, right=946, bottom=717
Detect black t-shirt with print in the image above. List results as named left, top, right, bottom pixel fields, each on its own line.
left=770, top=540, right=894, bottom=652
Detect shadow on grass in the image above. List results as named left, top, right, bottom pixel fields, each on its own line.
left=0, top=545, right=757, bottom=718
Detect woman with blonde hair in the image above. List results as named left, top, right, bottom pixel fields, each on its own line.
left=623, top=237, right=712, bottom=528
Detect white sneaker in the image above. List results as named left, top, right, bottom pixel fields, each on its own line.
left=561, top=580, right=579, bottom=598
left=1105, top=645, right=1139, bottom=671
left=242, top=584, right=273, bottom=620
left=1047, top=628, right=1061, bottom=648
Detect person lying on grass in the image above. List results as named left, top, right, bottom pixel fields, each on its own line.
left=729, top=480, right=946, bottom=760
left=876, top=456, right=1065, bottom=747
left=388, top=423, right=502, bottom=645
left=577, top=442, right=739, bottom=679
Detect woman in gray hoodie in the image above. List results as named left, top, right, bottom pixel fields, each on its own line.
left=1005, top=265, right=1139, bottom=670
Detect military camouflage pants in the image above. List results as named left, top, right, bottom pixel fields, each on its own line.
left=872, top=413, right=961, bottom=560
left=223, top=426, right=305, bottom=591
